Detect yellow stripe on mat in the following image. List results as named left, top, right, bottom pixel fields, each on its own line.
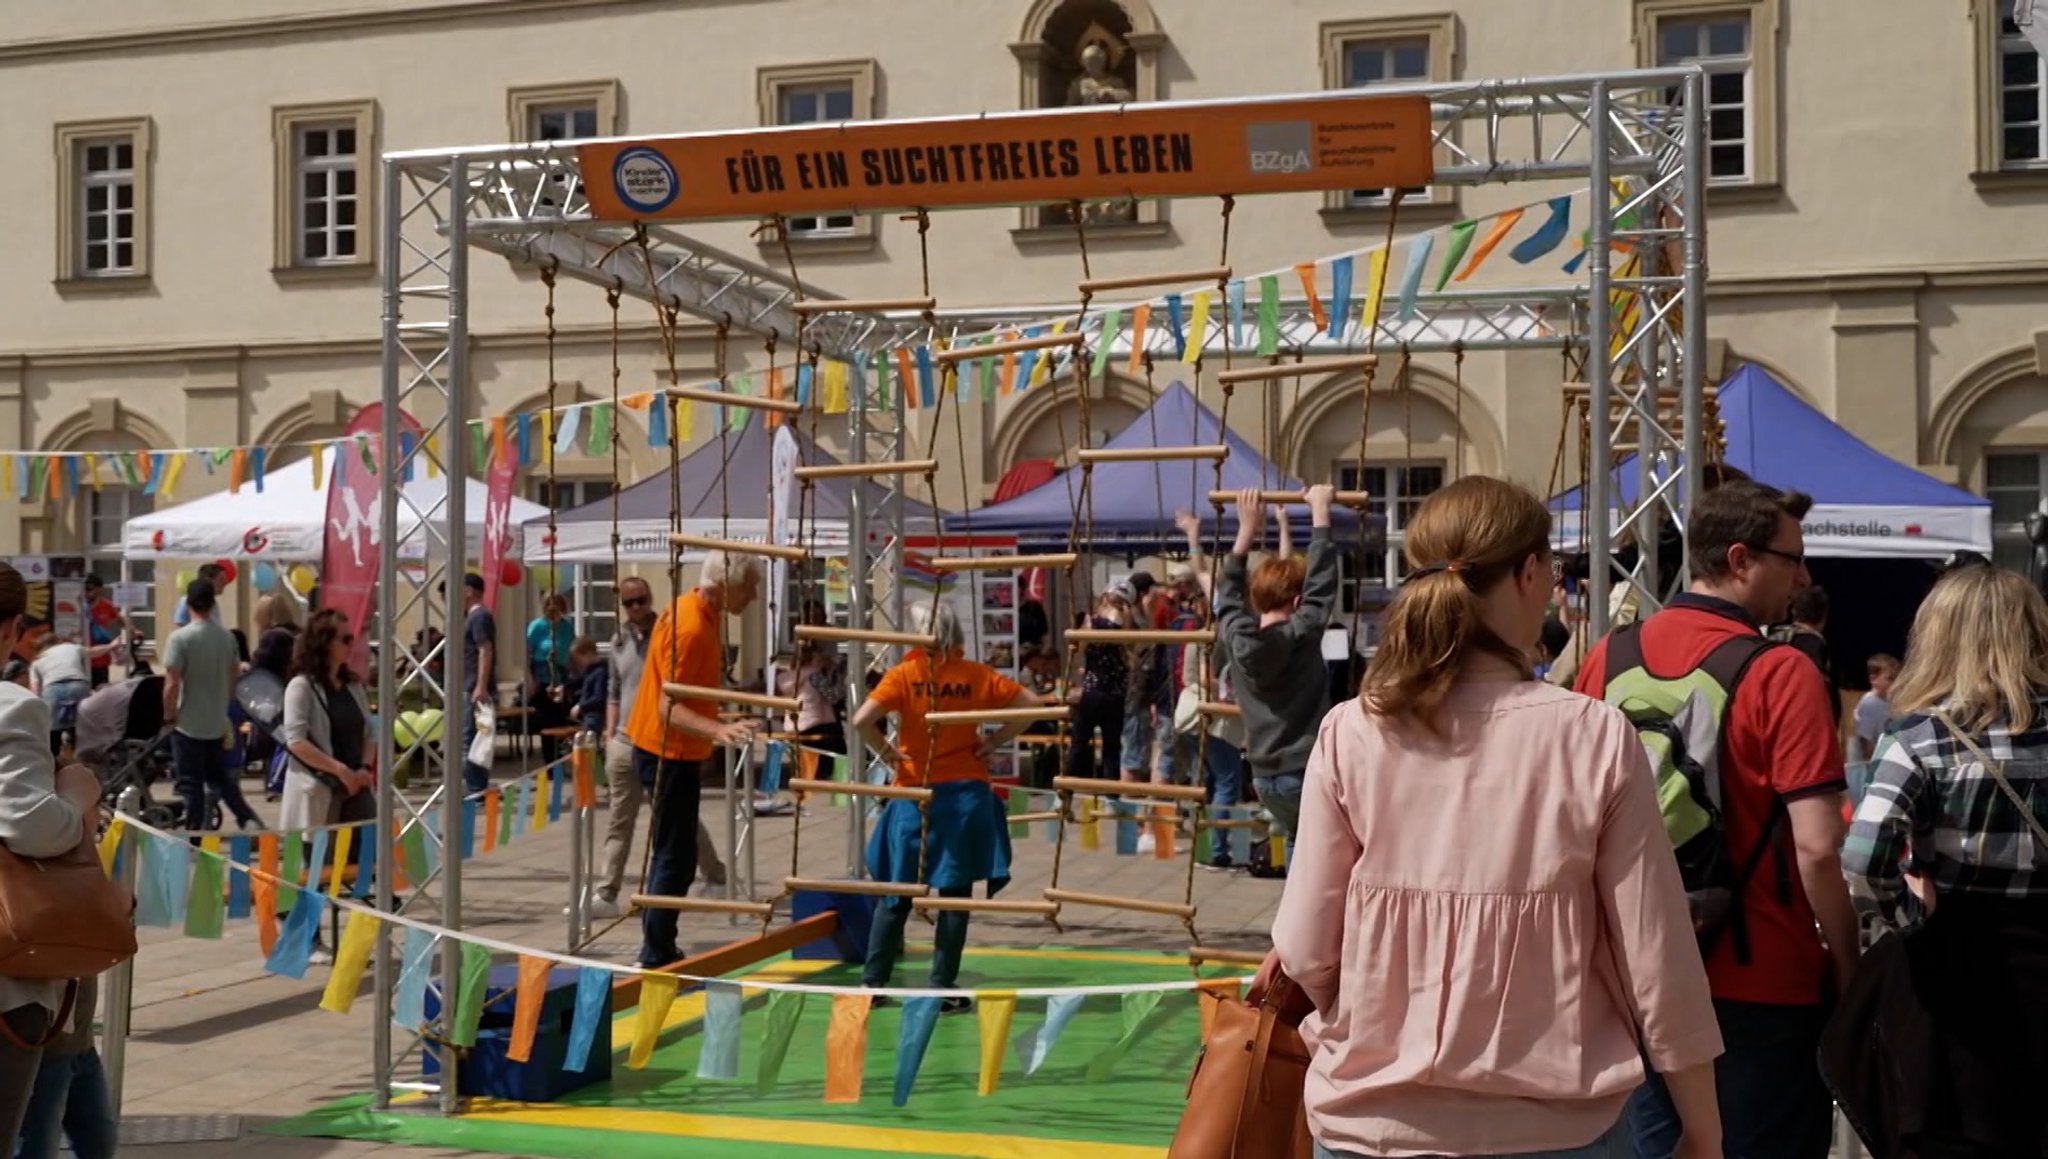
left=456, top=1099, right=1166, bottom=1159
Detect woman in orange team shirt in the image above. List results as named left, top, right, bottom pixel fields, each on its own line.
left=851, top=601, right=1056, bottom=1011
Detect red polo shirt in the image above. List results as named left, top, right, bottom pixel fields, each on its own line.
left=1575, top=594, right=1845, bottom=1006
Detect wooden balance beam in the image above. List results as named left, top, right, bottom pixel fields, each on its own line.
left=925, top=705, right=1070, bottom=726
left=663, top=684, right=800, bottom=713
left=790, top=297, right=937, bottom=315
left=794, top=459, right=939, bottom=481
left=1077, top=266, right=1233, bottom=295
left=784, top=877, right=928, bottom=898
left=1053, top=776, right=1207, bottom=803
left=785, top=778, right=933, bottom=802
left=1076, top=445, right=1230, bottom=464
left=1042, top=888, right=1196, bottom=920
left=667, top=386, right=802, bottom=415
left=1215, top=355, right=1378, bottom=387
left=668, top=532, right=809, bottom=561
left=911, top=896, right=1061, bottom=916
left=926, top=552, right=1079, bottom=571
left=1205, top=489, right=1370, bottom=507
left=610, top=909, right=838, bottom=1011
left=794, top=624, right=938, bottom=649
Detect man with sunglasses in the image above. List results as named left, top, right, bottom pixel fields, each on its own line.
left=1575, top=480, right=1857, bottom=1159
left=585, top=577, right=724, bottom=921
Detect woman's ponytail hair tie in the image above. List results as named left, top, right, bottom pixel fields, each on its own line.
left=1406, top=559, right=1468, bottom=582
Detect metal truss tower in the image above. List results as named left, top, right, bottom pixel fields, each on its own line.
left=373, top=66, right=1703, bottom=1111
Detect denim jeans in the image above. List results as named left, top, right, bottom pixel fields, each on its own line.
left=633, top=747, right=705, bottom=968
left=1625, top=998, right=1834, bottom=1159
left=1314, top=1115, right=1628, bottom=1159
left=863, top=883, right=973, bottom=989
left=1254, top=771, right=1305, bottom=839
left=171, top=730, right=257, bottom=830
left=16, top=1048, right=118, bottom=1159
left=1203, top=738, right=1245, bottom=807
left=1120, top=702, right=1155, bottom=776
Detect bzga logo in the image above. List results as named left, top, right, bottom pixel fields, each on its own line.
left=1244, top=120, right=1314, bottom=177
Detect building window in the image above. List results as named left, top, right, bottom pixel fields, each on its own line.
left=271, top=101, right=376, bottom=275
left=53, top=117, right=152, bottom=287
left=507, top=81, right=621, bottom=143
left=531, top=478, right=617, bottom=643
left=1985, top=449, right=2045, bottom=573
left=1335, top=460, right=1446, bottom=616
left=757, top=62, right=879, bottom=248
left=85, top=488, right=156, bottom=649
left=1318, top=15, right=1457, bottom=217
left=1998, top=0, right=2047, bottom=167
left=1634, top=1, right=1781, bottom=188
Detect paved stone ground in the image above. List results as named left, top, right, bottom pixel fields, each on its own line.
left=110, top=761, right=1285, bottom=1155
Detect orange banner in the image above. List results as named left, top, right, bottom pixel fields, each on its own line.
left=577, top=94, right=1434, bottom=222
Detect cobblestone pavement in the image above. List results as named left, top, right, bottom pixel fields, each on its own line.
left=112, top=765, right=1285, bottom=1155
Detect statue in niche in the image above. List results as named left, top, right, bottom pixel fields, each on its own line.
left=1061, top=31, right=1138, bottom=224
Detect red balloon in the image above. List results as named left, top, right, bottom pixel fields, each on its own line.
left=499, top=560, right=524, bottom=587
left=215, top=559, right=238, bottom=584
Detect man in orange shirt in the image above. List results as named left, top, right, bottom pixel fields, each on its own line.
left=852, top=602, right=1054, bottom=1007
left=623, top=551, right=762, bottom=968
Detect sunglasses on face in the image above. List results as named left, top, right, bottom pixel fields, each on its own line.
left=622, top=596, right=651, bottom=609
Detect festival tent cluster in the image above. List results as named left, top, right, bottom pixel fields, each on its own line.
left=1549, top=364, right=1992, bottom=559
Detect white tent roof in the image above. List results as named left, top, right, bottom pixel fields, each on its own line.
left=124, top=458, right=549, bottom=562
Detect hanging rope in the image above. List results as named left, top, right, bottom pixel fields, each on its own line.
left=541, top=263, right=564, bottom=701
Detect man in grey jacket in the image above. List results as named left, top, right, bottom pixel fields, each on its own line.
left=1214, top=484, right=1339, bottom=873
left=0, top=562, right=103, bottom=1136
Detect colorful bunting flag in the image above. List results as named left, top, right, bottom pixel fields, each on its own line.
left=1294, top=263, right=1327, bottom=333
left=1187, top=290, right=1211, bottom=360
left=394, top=928, right=435, bottom=1029
left=891, top=996, right=944, bottom=1107
left=1456, top=208, right=1527, bottom=282
left=823, top=992, right=871, bottom=1103
left=266, top=890, right=327, bottom=980
left=1013, top=992, right=1085, bottom=1075
left=1435, top=220, right=1478, bottom=291
left=184, top=837, right=225, bottom=940
left=1396, top=234, right=1435, bottom=321
left=1511, top=196, right=1573, bottom=264
left=696, top=980, right=743, bottom=1080
left=1256, top=275, right=1280, bottom=356
left=629, top=974, right=680, bottom=1070
left=1164, top=294, right=1186, bottom=361
left=1085, top=990, right=1164, bottom=1081
left=1327, top=256, right=1354, bottom=339
left=976, top=991, right=1017, bottom=1096
left=563, top=966, right=611, bottom=1072
left=1126, top=304, right=1151, bottom=374
left=318, top=909, right=381, bottom=1015
left=449, top=941, right=493, bottom=1048
left=587, top=403, right=612, bottom=455
left=507, top=954, right=553, bottom=1063
left=1227, top=278, right=1247, bottom=348
left=1360, top=247, right=1390, bottom=337
left=755, top=989, right=808, bottom=1094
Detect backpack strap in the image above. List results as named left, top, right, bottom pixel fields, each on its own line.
left=1601, top=621, right=1648, bottom=690
left=1693, top=631, right=1794, bottom=965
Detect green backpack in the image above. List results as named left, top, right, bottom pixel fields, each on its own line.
left=1601, top=622, right=1789, bottom=961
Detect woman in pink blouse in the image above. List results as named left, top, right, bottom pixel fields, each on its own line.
left=1273, top=476, right=1724, bottom=1159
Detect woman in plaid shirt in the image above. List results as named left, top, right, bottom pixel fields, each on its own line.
left=1842, top=562, right=2048, bottom=1157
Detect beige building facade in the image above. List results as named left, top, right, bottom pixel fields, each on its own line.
left=3, top=0, right=2048, bottom=645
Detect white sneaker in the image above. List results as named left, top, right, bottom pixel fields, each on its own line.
left=308, top=945, right=335, bottom=966
left=585, top=892, right=622, bottom=919
left=1136, top=831, right=1156, bottom=855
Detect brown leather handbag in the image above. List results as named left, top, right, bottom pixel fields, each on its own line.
left=1168, top=969, right=1316, bottom=1159
left=0, top=813, right=137, bottom=981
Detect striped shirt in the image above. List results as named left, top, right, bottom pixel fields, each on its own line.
left=1842, top=700, right=2048, bottom=925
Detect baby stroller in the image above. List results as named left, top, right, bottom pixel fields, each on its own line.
left=236, top=669, right=289, bottom=800
left=74, top=673, right=181, bottom=828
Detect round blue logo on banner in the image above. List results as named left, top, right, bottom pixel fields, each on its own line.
left=612, top=146, right=678, bottom=214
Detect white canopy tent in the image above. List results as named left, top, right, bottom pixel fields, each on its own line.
left=123, top=458, right=549, bottom=562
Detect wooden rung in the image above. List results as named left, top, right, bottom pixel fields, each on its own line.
left=1188, top=945, right=1268, bottom=967
left=1197, top=702, right=1241, bottom=718
left=928, top=553, right=1079, bottom=571
left=1206, top=489, right=1370, bottom=507
left=933, top=333, right=1084, bottom=365
left=664, top=683, right=800, bottom=713
left=795, top=624, right=939, bottom=649
left=925, top=706, right=1070, bottom=726
left=1077, top=445, right=1229, bottom=464
left=793, top=459, right=939, bottom=480
left=668, top=533, right=808, bottom=561
left=1077, top=266, right=1233, bottom=295
left=1199, top=818, right=1261, bottom=830
left=1053, top=776, right=1208, bottom=803
left=667, top=386, right=803, bottom=415
left=785, top=777, right=933, bottom=802
left=790, top=297, right=936, bottom=316
left=1008, top=810, right=1062, bottom=824
left=784, top=876, right=928, bottom=898
left=1215, top=355, right=1378, bottom=387
left=1065, top=628, right=1216, bottom=647
left=912, top=897, right=1061, bottom=915
left=629, top=894, right=776, bottom=917
left=1042, top=888, right=1196, bottom=920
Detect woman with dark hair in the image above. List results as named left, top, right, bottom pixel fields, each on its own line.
left=278, top=609, right=373, bottom=830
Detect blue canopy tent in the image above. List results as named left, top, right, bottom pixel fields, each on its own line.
left=946, top=381, right=1380, bottom=552
left=1552, top=364, right=1990, bottom=559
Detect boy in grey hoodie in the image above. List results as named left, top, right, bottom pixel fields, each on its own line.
left=1214, top=485, right=1339, bottom=861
